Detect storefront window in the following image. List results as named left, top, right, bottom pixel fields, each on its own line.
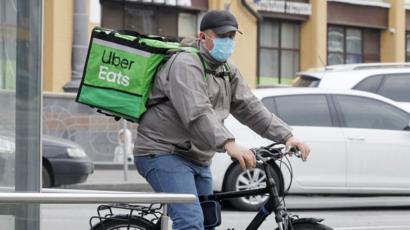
left=346, top=28, right=362, bottom=63
left=328, top=25, right=380, bottom=65
left=124, top=8, right=157, bottom=35
left=259, top=20, right=300, bottom=86
left=105, top=2, right=198, bottom=40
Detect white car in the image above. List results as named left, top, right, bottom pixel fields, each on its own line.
left=211, top=88, right=410, bottom=211
left=292, top=63, right=410, bottom=112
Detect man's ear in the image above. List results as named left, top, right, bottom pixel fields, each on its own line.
left=199, top=32, right=206, bottom=41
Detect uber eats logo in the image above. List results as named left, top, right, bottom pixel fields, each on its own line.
left=98, top=49, right=135, bottom=87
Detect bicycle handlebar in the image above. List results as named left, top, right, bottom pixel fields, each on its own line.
left=250, top=143, right=301, bottom=163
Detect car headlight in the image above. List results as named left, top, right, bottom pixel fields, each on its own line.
left=66, top=147, right=87, bottom=158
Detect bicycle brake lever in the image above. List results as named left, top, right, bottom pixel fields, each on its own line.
left=284, top=146, right=302, bottom=158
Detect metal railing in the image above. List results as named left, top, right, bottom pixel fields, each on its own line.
left=0, top=189, right=196, bottom=229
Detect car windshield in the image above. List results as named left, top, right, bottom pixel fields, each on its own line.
left=292, top=75, right=320, bottom=87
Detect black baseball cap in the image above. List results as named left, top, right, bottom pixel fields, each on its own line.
left=200, top=10, right=242, bottom=34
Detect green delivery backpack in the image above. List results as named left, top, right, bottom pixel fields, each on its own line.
left=76, top=27, right=231, bottom=122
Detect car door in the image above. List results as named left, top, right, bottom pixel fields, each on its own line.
left=334, top=95, right=410, bottom=191
left=264, top=94, right=347, bottom=190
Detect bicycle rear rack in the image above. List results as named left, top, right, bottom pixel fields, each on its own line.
left=89, top=203, right=164, bottom=229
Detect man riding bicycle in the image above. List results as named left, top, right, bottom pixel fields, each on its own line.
left=133, top=10, right=310, bottom=230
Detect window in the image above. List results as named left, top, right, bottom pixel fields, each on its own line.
left=378, top=74, right=410, bottom=102
left=261, top=97, right=278, bottom=115
left=0, top=1, right=17, bottom=90
left=124, top=8, right=158, bottom=35
left=407, top=32, right=410, bottom=62
left=121, top=5, right=197, bottom=39
left=1, top=0, right=42, bottom=227
left=292, top=75, right=320, bottom=87
left=353, top=74, right=410, bottom=102
left=273, top=95, right=333, bottom=127
left=259, top=20, right=300, bottom=86
left=328, top=26, right=380, bottom=65
left=327, top=26, right=344, bottom=65
left=353, top=75, right=383, bottom=93
left=336, top=95, right=409, bottom=130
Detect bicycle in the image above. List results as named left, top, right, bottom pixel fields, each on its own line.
left=89, top=143, right=333, bottom=230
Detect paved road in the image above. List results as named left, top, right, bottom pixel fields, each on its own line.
left=65, top=169, right=410, bottom=209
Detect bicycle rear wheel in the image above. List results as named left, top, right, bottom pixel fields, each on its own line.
left=91, top=215, right=157, bottom=230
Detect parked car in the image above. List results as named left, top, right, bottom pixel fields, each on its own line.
left=292, top=63, right=410, bottom=112
left=211, top=88, right=410, bottom=211
left=0, top=135, right=94, bottom=188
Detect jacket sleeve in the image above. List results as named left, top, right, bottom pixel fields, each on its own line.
left=164, top=53, right=235, bottom=152
left=229, top=64, right=293, bottom=143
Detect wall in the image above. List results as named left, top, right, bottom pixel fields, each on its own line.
left=381, top=0, right=406, bottom=62
left=300, top=0, right=327, bottom=71
left=209, top=0, right=258, bottom=88
left=43, top=0, right=74, bottom=92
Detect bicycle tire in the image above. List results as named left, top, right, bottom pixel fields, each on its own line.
left=91, top=215, right=157, bottom=230
left=274, top=222, right=333, bottom=230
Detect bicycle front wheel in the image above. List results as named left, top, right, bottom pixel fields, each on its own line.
left=91, top=215, right=157, bottom=230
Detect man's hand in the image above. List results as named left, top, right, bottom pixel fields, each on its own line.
left=224, top=140, right=256, bottom=170
left=285, top=136, right=310, bottom=161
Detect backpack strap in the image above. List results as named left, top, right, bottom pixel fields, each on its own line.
left=196, top=53, right=232, bottom=82
left=221, top=63, right=232, bottom=81
left=196, top=52, right=211, bottom=81
left=148, top=50, right=233, bottom=108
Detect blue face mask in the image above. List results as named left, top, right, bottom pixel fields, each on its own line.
left=209, top=37, right=235, bottom=62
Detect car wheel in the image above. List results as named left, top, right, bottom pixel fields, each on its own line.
left=42, top=166, right=52, bottom=188
left=224, top=163, right=282, bottom=211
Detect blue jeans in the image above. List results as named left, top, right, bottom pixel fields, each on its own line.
left=134, top=154, right=213, bottom=230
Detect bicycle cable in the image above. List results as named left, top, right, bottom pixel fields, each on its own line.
left=277, top=154, right=295, bottom=205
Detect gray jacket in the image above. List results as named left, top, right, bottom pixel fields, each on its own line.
left=134, top=42, right=292, bottom=166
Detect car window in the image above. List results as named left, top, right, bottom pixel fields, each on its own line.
left=377, top=74, right=410, bottom=102
left=292, top=75, right=320, bottom=87
left=336, top=95, right=410, bottom=130
left=273, top=95, right=333, bottom=127
left=353, top=74, right=383, bottom=93
left=261, top=97, right=278, bottom=115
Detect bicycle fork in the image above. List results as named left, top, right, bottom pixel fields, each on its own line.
left=246, top=164, right=286, bottom=230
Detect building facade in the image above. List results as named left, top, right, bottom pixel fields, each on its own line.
left=4, top=0, right=410, bottom=92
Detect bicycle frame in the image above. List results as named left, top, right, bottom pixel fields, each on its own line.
left=89, top=145, right=331, bottom=230
left=203, top=161, right=288, bottom=230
